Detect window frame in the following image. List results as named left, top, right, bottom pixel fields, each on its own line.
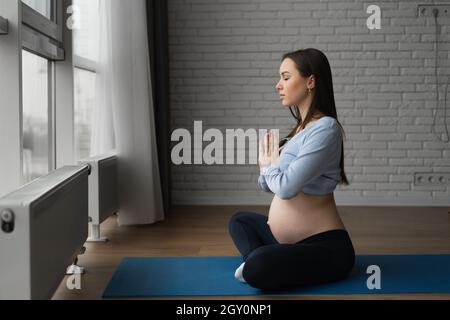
left=21, top=0, right=64, bottom=61
left=73, top=55, right=97, bottom=73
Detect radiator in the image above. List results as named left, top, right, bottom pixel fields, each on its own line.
left=0, top=165, right=89, bottom=300
left=78, top=153, right=118, bottom=242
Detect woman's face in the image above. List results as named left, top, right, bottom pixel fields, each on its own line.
left=275, top=58, right=312, bottom=107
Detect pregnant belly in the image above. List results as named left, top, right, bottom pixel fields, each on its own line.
left=267, top=192, right=345, bottom=244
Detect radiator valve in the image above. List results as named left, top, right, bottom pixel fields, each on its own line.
left=1, top=209, right=15, bottom=233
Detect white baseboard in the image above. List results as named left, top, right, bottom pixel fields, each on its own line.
left=173, top=195, right=450, bottom=207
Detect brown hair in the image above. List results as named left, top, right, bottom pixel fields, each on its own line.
left=279, top=48, right=349, bottom=186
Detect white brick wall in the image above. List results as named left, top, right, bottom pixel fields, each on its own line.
left=168, top=0, right=450, bottom=206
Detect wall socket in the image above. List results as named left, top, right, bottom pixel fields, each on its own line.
left=414, top=172, right=450, bottom=186
left=417, top=4, right=450, bottom=17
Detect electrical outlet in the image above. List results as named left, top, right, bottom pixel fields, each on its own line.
left=417, top=4, right=450, bottom=17
left=414, top=172, right=450, bottom=186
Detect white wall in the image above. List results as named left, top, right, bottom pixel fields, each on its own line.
left=168, top=0, right=450, bottom=206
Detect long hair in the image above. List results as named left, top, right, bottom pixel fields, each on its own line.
left=279, top=48, right=349, bottom=186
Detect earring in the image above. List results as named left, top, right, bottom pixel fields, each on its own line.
left=308, top=88, right=311, bottom=95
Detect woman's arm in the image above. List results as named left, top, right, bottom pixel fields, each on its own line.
left=257, top=174, right=272, bottom=192
left=261, top=124, right=341, bottom=199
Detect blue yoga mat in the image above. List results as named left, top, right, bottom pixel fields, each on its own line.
left=103, top=255, right=450, bottom=297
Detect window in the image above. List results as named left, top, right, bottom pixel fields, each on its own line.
left=74, top=68, right=95, bottom=160
left=72, top=0, right=110, bottom=160
left=0, top=0, right=71, bottom=194
left=22, top=0, right=52, bottom=20
left=22, top=50, right=51, bottom=183
left=20, top=0, right=62, bottom=183
left=73, top=0, right=99, bottom=62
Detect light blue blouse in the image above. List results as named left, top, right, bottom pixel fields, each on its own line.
left=258, top=116, right=342, bottom=199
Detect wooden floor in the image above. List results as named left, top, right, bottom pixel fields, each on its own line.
left=53, top=205, right=450, bottom=300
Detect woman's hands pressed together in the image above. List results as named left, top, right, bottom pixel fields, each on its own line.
left=259, top=130, right=280, bottom=174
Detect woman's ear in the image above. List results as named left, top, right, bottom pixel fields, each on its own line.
left=307, top=75, right=315, bottom=90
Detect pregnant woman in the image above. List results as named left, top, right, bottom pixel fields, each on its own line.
left=228, top=48, right=355, bottom=290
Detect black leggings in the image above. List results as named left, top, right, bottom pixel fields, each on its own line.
left=228, top=211, right=355, bottom=291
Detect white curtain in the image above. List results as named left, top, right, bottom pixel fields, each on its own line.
left=91, top=0, right=165, bottom=226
